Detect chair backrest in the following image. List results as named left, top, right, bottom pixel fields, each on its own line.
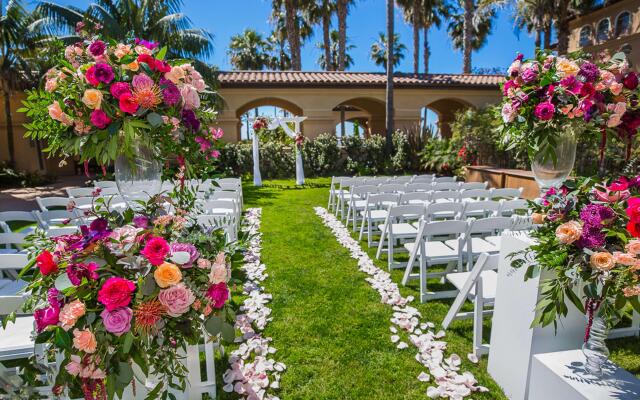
left=208, top=191, right=241, bottom=203
left=390, top=176, right=413, bottom=183
left=399, top=192, right=430, bottom=205
left=425, top=202, right=464, bottom=221
left=451, top=252, right=500, bottom=302
left=66, top=187, right=96, bottom=198
left=364, top=177, right=389, bottom=185
left=0, top=233, right=27, bottom=252
left=432, top=182, right=460, bottom=191
left=34, top=210, right=81, bottom=229
left=338, top=178, right=358, bottom=192
left=378, top=184, right=406, bottom=194
left=417, top=219, right=468, bottom=241
left=462, top=200, right=501, bottom=218
left=431, top=190, right=461, bottom=202
left=459, top=181, right=488, bottom=190
left=460, top=189, right=492, bottom=201
left=94, top=181, right=117, bottom=189
left=468, top=217, right=513, bottom=236
left=412, top=174, right=434, bottom=183
left=97, top=187, right=119, bottom=196
left=352, top=185, right=379, bottom=198
left=36, top=196, right=69, bottom=211
left=434, top=176, right=457, bottom=183
left=387, top=204, right=425, bottom=220
left=491, top=187, right=523, bottom=199
left=366, top=193, right=399, bottom=208
left=70, top=197, right=94, bottom=210
left=499, top=199, right=529, bottom=216
left=405, top=183, right=432, bottom=192
left=0, top=212, right=38, bottom=233
left=510, top=215, right=536, bottom=232
left=199, top=199, right=236, bottom=213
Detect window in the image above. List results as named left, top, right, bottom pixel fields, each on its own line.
left=579, top=26, right=593, bottom=47
left=615, top=12, right=631, bottom=37
left=597, top=19, right=610, bottom=42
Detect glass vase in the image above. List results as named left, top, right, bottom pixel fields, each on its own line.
left=581, top=315, right=610, bottom=377
left=531, top=130, right=577, bottom=197
left=114, top=143, right=162, bottom=207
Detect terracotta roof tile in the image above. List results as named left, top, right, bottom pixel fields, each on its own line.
left=217, top=71, right=504, bottom=88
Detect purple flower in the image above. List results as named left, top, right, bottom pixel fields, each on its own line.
left=132, top=73, right=154, bottom=90
left=88, top=40, right=106, bottom=57
left=579, top=204, right=615, bottom=226
left=160, top=78, right=181, bottom=106
left=34, top=306, right=60, bottom=332
left=47, top=288, right=62, bottom=308
left=629, top=176, right=640, bottom=189
left=67, top=262, right=99, bottom=286
left=101, top=307, right=133, bottom=336
left=534, top=101, right=555, bottom=121
left=521, top=68, right=538, bottom=84
left=134, top=38, right=159, bottom=50
left=80, top=217, right=111, bottom=245
left=560, top=75, right=582, bottom=94
left=169, top=243, right=200, bottom=267
left=181, top=109, right=200, bottom=132
left=579, top=62, right=600, bottom=83
left=133, top=216, right=149, bottom=228
left=576, top=224, right=606, bottom=249
left=93, top=63, right=114, bottom=84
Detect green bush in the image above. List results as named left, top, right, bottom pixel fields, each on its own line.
left=419, top=138, right=462, bottom=176
left=301, top=133, right=341, bottom=176
left=0, top=163, right=56, bottom=188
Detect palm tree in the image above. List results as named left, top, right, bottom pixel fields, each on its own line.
left=370, top=32, right=406, bottom=72
left=514, top=0, right=553, bottom=52
left=385, top=0, right=394, bottom=155
left=228, top=29, right=274, bottom=70
left=268, top=30, right=292, bottom=70
left=447, top=0, right=497, bottom=73
left=396, top=0, right=422, bottom=75
left=270, top=0, right=314, bottom=70
left=306, top=0, right=335, bottom=70
left=38, top=0, right=214, bottom=60
left=1, top=0, right=48, bottom=167
left=317, top=30, right=354, bottom=70
left=336, top=0, right=355, bottom=71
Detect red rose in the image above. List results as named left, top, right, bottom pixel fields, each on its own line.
left=119, top=93, right=139, bottom=114
left=97, top=277, right=136, bottom=311
left=154, top=60, right=171, bottom=73
left=36, top=251, right=58, bottom=275
left=623, top=72, right=638, bottom=90
left=85, top=65, right=100, bottom=87
left=140, top=236, right=170, bottom=266
left=206, top=282, right=229, bottom=309
left=626, top=197, right=640, bottom=237
left=137, top=54, right=156, bottom=68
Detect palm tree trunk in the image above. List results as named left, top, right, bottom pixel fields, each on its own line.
left=322, top=11, right=332, bottom=71
left=535, top=29, right=542, bottom=51
left=423, top=26, right=430, bottom=74
left=462, top=0, right=474, bottom=74
left=556, top=0, right=570, bottom=54
left=412, top=0, right=420, bottom=75
left=337, top=0, right=347, bottom=71
left=385, top=0, right=394, bottom=155
left=3, top=90, right=16, bottom=168
left=284, top=0, right=301, bottom=70
left=543, top=17, right=552, bottom=49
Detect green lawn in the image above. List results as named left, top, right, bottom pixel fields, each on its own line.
left=230, top=177, right=639, bottom=399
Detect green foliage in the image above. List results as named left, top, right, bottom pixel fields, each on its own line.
left=0, top=162, right=56, bottom=188
left=419, top=138, right=462, bottom=176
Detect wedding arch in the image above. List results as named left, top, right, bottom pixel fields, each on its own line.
left=248, top=116, right=307, bottom=186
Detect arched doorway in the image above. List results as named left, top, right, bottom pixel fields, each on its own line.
left=423, top=98, right=473, bottom=138
left=333, top=97, right=386, bottom=139
left=235, top=97, right=304, bottom=140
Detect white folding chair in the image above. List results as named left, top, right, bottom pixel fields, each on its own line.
left=364, top=177, right=389, bottom=186
left=498, top=199, right=529, bottom=216
left=66, top=187, right=96, bottom=198
left=484, top=215, right=536, bottom=247
left=432, top=182, right=461, bottom=192
left=0, top=212, right=39, bottom=234
left=346, top=185, right=378, bottom=231
left=358, top=193, right=400, bottom=247
left=425, top=202, right=464, bottom=221
left=434, top=176, right=457, bottom=183
left=376, top=204, right=424, bottom=270
left=442, top=253, right=500, bottom=357
left=97, top=187, right=119, bottom=196
left=460, top=189, right=492, bottom=202
left=431, top=190, right=461, bottom=203
left=378, top=183, right=406, bottom=194
left=412, top=174, right=434, bottom=183
left=402, top=219, right=468, bottom=302
left=461, top=200, right=501, bottom=219
left=459, top=181, right=488, bottom=190
left=328, top=176, right=351, bottom=212
left=446, top=217, right=511, bottom=269
left=33, top=210, right=82, bottom=236
left=336, top=178, right=361, bottom=219
left=93, top=180, right=117, bottom=189
left=0, top=233, right=28, bottom=255
left=390, top=176, right=413, bottom=184
left=490, top=187, right=523, bottom=200
left=399, top=191, right=431, bottom=205
left=405, top=183, right=432, bottom=193
left=36, top=196, right=70, bottom=211
left=0, top=253, right=29, bottom=280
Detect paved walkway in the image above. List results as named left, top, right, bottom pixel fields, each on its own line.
left=0, top=176, right=87, bottom=211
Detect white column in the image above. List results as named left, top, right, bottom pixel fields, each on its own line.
left=252, top=133, right=262, bottom=187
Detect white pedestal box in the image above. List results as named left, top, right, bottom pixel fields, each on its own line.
left=488, top=234, right=586, bottom=400
left=528, top=350, right=640, bottom=400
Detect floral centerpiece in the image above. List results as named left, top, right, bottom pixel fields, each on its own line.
left=12, top=194, right=239, bottom=399
left=20, top=21, right=223, bottom=176
left=515, top=176, right=640, bottom=375
left=498, top=51, right=639, bottom=188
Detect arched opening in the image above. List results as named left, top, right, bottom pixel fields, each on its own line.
left=597, top=18, right=610, bottom=42
left=235, top=97, right=303, bottom=140
left=579, top=25, right=593, bottom=47
left=423, top=98, right=473, bottom=139
left=333, top=97, right=386, bottom=139
left=615, top=12, right=631, bottom=37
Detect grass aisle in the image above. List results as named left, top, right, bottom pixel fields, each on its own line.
left=241, top=178, right=502, bottom=400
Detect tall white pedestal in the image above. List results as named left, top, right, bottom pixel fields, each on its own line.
left=488, top=234, right=586, bottom=400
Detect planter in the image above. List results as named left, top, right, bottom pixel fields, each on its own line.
left=530, top=129, right=577, bottom=196
left=114, top=142, right=162, bottom=206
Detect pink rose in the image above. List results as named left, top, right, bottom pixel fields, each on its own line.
left=141, top=236, right=170, bottom=266
left=109, top=82, right=131, bottom=100
left=206, top=282, right=229, bottom=309
left=158, top=283, right=195, bottom=317
left=97, top=277, right=136, bottom=311
left=209, top=253, right=229, bottom=284
left=180, top=84, right=200, bottom=110
left=613, top=251, right=639, bottom=267
left=90, top=109, right=111, bottom=129
left=100, top=307, right=132, bottom=336
left=626, top=239, right=640, bottom=255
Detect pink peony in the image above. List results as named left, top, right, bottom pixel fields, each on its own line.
left=141, top=236, right=170, bottom=266
left=158, top=283, right=195, bottom=317
left=119, top=93, right=139, bottom=114
left=90, top=109, right=111, bottom=129
left=180, top=84, right=200, bottom=110
left=97, top=277, right=136, bottom=311
left=88, top=40, right=106, bottom=57
left=100, top=307, right=132, bottom=336
left=34, top=305, right=60, bottom=332
left=110, top=82, right=131, bottom=100
left=206, top=282, right=229, bottom=309
left=534, top=101, right=555, bottom=121
left=132, top=73, right=154, bottom=90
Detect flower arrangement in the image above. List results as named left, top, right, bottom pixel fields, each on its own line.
left=20, top=21, right=223, bottom=174
left=499, top=51, right=639, bottom=162
left=515, top=176, right=640, bottom=332
left=251, top=116, right=270, bottom=133
left=14, top=194, right=239, bottom=399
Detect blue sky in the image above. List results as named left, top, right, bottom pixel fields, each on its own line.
left=44, top=0, right=536, bottom=73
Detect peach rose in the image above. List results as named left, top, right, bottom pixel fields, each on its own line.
left=556, top=58, right=579, bottom=77
left=164, top=66, right=186, bottom=84
left=154, top=262, right=182, bottom=288
left=613, top=251, right=639, bottom=267
left=623, top=285, right=640, bottom=297
left=82, top=89, right=103, bottom=110
left=45, top=78, right=58, bottom=93
left=209, top=252, right=229, bottom=284
left=625, top=240, right=640, bottom=255
left=114, top=43, right=132, bottom=59
left=590, top=251, right=615, bottom=271
left=72, top=329, right=97, bottom=353
left=123, top=61, right=139, bottom=71
left=555, top=221, right=582, bottom=245
left=531, top=213, right=546, bottom=225
left=47, top=101, right=73, bottom=126
left=59, top=300, right=86, bottom=331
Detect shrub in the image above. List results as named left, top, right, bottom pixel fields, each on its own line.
left=301, top=133, right=341, bottom=176
left=419, top=138, right=462, bottom=176
left=0, top=163, right=56, bottom=188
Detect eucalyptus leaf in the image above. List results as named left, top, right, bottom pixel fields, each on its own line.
left=204, top=316, right=222, bottom=336
left=116, top=362, right=134, bottom=384
left=54, top=273, right=73, bottom=291
left=170, top=251, right=190, bottom=265
left=221, top=322, right=235, bottom=342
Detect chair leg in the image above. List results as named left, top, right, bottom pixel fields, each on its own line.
left=387, top=232, right=394, bottom=271
left=358, top=213, right=366, bottom=241
left=376, top=224, right=387, bottom=259
left=367, top=219, right=373, bottom=248
left=402, top=239, right=419, bottom=286
left=419, top=246, right=428, bottom=301
left=473, top=281, right=484, bottom=357
left=442, top=287, right=469, bottom=329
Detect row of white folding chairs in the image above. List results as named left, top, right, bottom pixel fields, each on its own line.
left=36, top=195, right=128, bottom=214
left=0, top=211, right=84, bottom=239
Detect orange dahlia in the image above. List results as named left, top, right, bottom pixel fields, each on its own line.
left=132, top=83, right=161, bottom=109
left=133, top=299, right=165, bottom=334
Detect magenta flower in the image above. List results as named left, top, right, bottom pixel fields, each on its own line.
left=93, top=63, right=114, bottom=84
left=169, top=243, right=199, bottom=267
left=101, top=307, right=133, bottom=336
left=34, top=306, right=60, bottom=332
left=534, top=101, right=555, bottom=121
left=160, top=78, right=181, bottom=106
left=67, top=262, right=99, bottom=286
left=206, top=282, right=229, bottom=309
left=97, top=277, right=136, bottom=311
left=578, top=62, right=599, bottom=83
left=141, top=236, right=170, bottom=266
left=520, top=68, right=538, bottom=84
left=110, top=82, right=131, bottom=100
left=623, top=72, right=639, bottom=90
left=195, top=136, right=211, bottom=152
left=134, top=38, right=159, bottom=50
left=88, top=40, right=106, bottom=57
left=90, top=109, right=111, bottom=129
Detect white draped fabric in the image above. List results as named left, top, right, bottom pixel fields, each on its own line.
left=249, top=116, right=307, bottom=186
